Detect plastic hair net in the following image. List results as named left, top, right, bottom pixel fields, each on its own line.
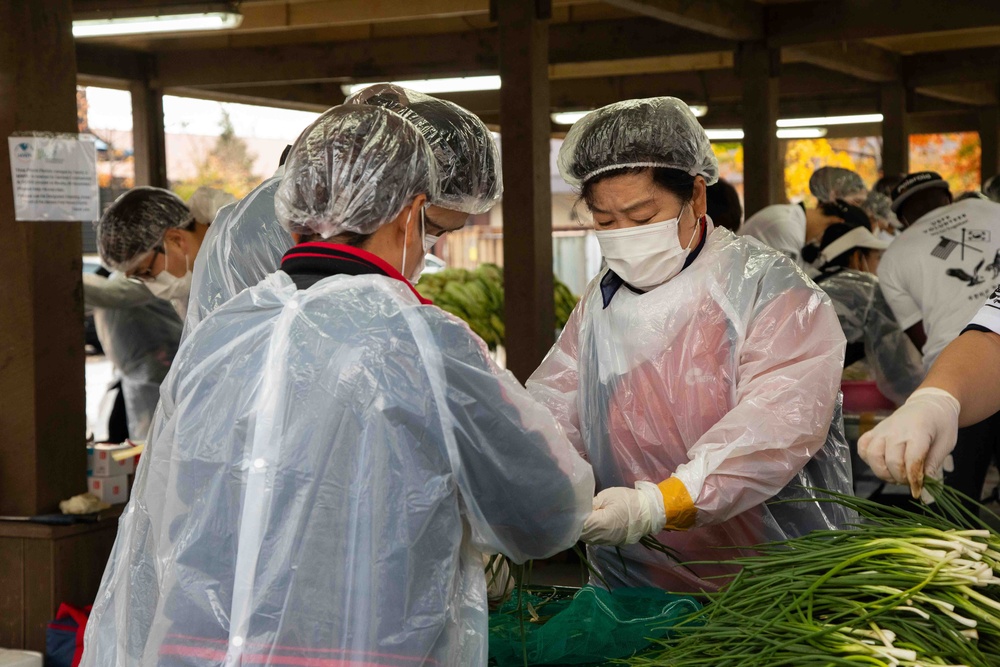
left=862, top=190, right=900, bottom=229
left=187, top=186, right=237, bottom=226
left=557, top=97, right=719, bottom=189
left=984, top=174, right=1000, bottom=203
left=97, top=187, right=193, bottom=271
left=528, top=225, right=854, bottom=593
left=275, top=104, right=438, bottom=238
left=81, top=271, right=592, bottom=666
left=185, top=175, right=293, bottom=334
left=809, top=167, right=867, bottom=204
left=347, top=84, right=502, bottom=214
left=816, top=269, right=923, bottom=405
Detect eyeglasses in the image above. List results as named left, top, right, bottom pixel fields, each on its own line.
left=129, top=247, right=163, bottom=283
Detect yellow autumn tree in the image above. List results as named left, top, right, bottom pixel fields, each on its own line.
left=910, top=132, right=981, bottom=195
left=783, top=138, right=881, bottom=203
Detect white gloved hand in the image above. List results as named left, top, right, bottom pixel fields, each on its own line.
left=580, top=482, right=666, bottom=546
left=858, top=387, right=961, bottom=499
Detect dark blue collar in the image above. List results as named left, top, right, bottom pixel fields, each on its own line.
left=600, top=219, right=709, bottom=309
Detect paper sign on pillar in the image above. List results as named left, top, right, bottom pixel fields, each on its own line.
left=7, top=133, right=99, bottom=222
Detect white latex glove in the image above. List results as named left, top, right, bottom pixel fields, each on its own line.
left=858, top=387, right=961, bottom=499
left=580, top=482, right=666, bottom=546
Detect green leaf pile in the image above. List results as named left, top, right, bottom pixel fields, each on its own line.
left=416, top=263, right=579, bottom=349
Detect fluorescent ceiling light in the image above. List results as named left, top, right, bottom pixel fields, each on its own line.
left=551, top=105, right=707, bottom=126
left=342, top=76, right=501, bottom=97
left=705, top=129, right=745, bottom=141
left=551, top=111, right=591, bottom=126
left=73, top=12, right=242, bottom=37
left=776, top=127, right=828, bottom=139
left=777, top=113, right=884, bottom=128
left=705, top=127, right=828, bottom=141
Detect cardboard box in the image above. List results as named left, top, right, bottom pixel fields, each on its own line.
left=87, top=474, right=129, bottom=505
left=87, top=443, right=136, bottom=477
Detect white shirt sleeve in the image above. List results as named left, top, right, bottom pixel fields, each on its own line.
left=741, top=205, right=805, bottom=263
left=876, top=251, right=922, bottom=331
left=967, top=287, right=1000, bottom=334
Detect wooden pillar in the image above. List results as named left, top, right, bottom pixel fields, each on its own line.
left=496, top=0, right=554, bottom=382
left=979, top=105, right=1000, bottom=186
left=881, top=82, right=909, bottom=178
left=131, top=72, right=167, bottom=188
left=738, top=42, right=782, bottom=216
left=0, top=1, right=86, bottom=516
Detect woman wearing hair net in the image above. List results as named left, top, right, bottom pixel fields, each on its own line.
left=527, top=97, right=853, bottom=593
left=80, top=104, right=592, bottom=667
left=182, top=84, right=502, bottom=336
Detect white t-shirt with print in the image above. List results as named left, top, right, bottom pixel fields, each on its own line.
left=740, top=204, right=818, bottom=276
left=967, top=285, right=1000, bottom=334
left=878, top=198, right=1000, bottom=370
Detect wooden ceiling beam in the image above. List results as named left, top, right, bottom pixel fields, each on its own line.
left=150, top=18, right=734, bottom=88
left=783, top=41, right=899, bottom=83
left=766, top=1, right=1000, bottom=48
left=190, top=65, right=876, bottom=117
left=601, top=0, right=762, bottom=40
left=915, top=83, right=999, bottom=107
left=903, top=47, right=1000, bottom=88
left=75, top=42, right=145, bottom=82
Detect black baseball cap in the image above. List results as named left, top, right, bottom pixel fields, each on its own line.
left=890, top=171, right=950, bottom=212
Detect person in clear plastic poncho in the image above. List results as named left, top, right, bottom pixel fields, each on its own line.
left=81, top=104, right=593, bottom=667
left=528, top=97, right=854, bottom=593
left=96, top=187, right=207, bottom=321
left=183, top=84, right=503, bottom=336
left=184, top=173, right=293, bottom=333
left=814, top=220, right=923, bottom=405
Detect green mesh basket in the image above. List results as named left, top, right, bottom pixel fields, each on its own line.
left=488, top=586, right=700, bottom=666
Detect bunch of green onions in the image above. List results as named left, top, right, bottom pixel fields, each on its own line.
left=626, top=481, right=1000, bottom=667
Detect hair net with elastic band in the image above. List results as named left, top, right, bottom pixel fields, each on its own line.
left=188, top=186, right=237, bottom=226
left=862, top=190, right=900, bottom=229
left=97, top=186, right=193, bottom=271
left=809, top=167, right=866, bottom=204
left=347, top=84, right=502, bottom=215
left=275, top=105, right=438, bottom=238
left=557, top=97, right=719, bottom=189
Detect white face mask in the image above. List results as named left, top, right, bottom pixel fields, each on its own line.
left=145, top=249, right=192, bottom=319
left=402, top=207, right=441, bottom=284
left=595, top=204, right=697, bottom=290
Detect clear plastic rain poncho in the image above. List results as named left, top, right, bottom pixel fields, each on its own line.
left=81, top=104, right=593, bottom=667
left=97, top=187, right=193, bottom=272
left=529, top=99, right=852, bottom=592
left=84, top=273, right=182, bottom=440
left=184, top=175, right=293, bottom=334
left=556, top=97, right=719, bottom=189
left=529, top=228, right=853, bottom=592
left=814, top=268, right=923, bottom=404
left=809, top=166, right=867, bottom=205
left=347, top=84, right=502, bottom=215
